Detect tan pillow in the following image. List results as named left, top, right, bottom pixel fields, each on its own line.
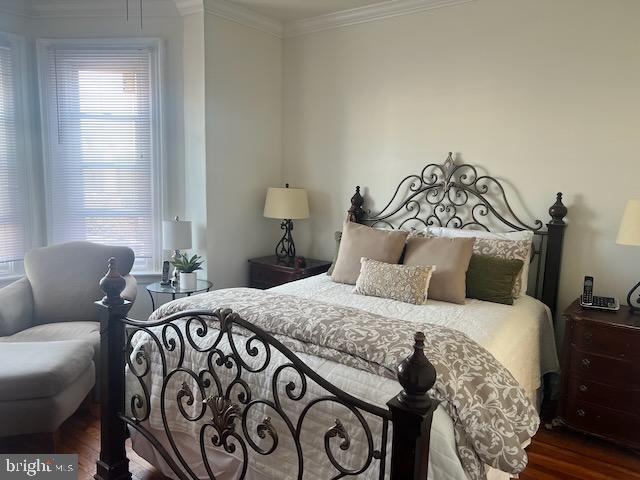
left=403, top=236, right=475, bottom=304
left=331, top=221, right=408, bottom=285
left=354, top=258, right=436, bottom=305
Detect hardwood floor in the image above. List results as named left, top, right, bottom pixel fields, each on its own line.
left=521, top=427, right=640, bottom=480
left=1, top=405, right=639, bottom=480
left=0, top=403, right=164, bottom=480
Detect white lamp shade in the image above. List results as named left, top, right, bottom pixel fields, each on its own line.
left=263, top=187, right=310, bottom=220
left=617, top=200, right=640, bottom=246
left=163, top=219, right=192, bottom=250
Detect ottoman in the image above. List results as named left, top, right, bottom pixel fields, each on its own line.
left=0, top=340, right=95, bottom=437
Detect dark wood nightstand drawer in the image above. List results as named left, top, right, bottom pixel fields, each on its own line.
left=250, top=265, right=291, bottom=288
left=251, top=279, right=278, bottom=290
left=248, top=256, right=332, bottom=290
left=568, top=347, right=639, bottom=387
left=566, top=376, right=640, bottom=415
left=572, top=320, right=640, bottom=359
left=564, top=397, right=640, bottom=449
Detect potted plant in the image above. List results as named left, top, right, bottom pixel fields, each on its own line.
left=170, top=253, right=204, bottom=290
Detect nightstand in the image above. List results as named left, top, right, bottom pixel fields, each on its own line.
left=560, top=299, right=640, bottom=450
left=248, top=256, right=331, bottom=289
left=146, top=280, right=213, bottom=311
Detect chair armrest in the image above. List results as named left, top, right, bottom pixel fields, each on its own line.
left=122, top=274, right=137, bottom=303
left=0, top=277, right=34, bottom=337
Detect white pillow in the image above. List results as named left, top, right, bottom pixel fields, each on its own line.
left=426, top=226, right=534, bottom=297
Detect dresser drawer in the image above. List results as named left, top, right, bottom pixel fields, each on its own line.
left=564, top=397, right=640, bottom=449
left=250, top=265, right=292, bottom=286
left=566, top=376, right=640, bottom=415
left=572, top=320, right=640, bottom=359
left=569, top=348, right=640, bottom=386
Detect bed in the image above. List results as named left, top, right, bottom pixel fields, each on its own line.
left=93, top=154, right=568, bottom=480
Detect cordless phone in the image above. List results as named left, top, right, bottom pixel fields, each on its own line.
left=580, top=276, right=619, bottom=311
left=160, top=261, right=171, bottom=286
left=582, top=276, right=593, bottom=305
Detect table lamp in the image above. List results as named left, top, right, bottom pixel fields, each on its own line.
left=162, top=216, right=192, bottom=285
left=616, top=199, right=640, bottom=313
left=264, top=184, right=309, bottom=263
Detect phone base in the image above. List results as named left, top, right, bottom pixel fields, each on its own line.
left=580, top=295, right=620, bottom=312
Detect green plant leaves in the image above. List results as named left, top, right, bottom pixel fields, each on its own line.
left=170, top=252, right=204, bottom=273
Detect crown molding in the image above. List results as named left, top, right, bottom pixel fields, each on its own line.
left=4, top=0, right=474, bottom=39
left=203, top=0, right=283, bottom=37
left=174, top=0, right=203, bottom=15
left=284, top=0, right=475, bottom=38
left=29, top=0, right=180, bottom=18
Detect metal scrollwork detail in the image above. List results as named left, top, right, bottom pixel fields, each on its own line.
left=326, top=418, right=351, bottom=451
left=120, top=309, right=391, bottom=480
left=204, top=395, right=241, bottom=439
left=364, top=152, right=544, bottom=233
left=257, top=416, right=277, bottom=441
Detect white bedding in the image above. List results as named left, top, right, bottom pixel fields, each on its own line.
left=130, top=274, right=559, bottom=480
left=272, top=274, right=559, bottom=400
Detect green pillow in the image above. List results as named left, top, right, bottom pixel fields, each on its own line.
left=326, top=231, right=342, bottom=276
left=466, top=254, right=524, bottom=305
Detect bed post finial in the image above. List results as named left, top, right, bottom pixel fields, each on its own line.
left=95, top=259, right=132, bottom=480
left=99, top=257, right=126, bottom=306
left=348, top=186, right=365, bottom=223
left=549, top=192, right=567, bottom=225
left=396, top=332, right=437, bottom=409
left=386, top=332, right=437, bottom=479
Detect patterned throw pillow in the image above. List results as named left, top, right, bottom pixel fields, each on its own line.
left=354, top=258, right=436, bottom=305
left=473, top=238, right=531, bottom=297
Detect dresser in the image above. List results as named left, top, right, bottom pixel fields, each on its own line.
left=248, top=256, right=332, bottom=289
left=560, top=299, right=640, bottom=449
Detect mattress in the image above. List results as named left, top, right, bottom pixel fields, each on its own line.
left=130, top=274, right=559, bottom=480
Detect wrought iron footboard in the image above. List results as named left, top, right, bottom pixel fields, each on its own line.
left=94, top=258, right=438, bottom=480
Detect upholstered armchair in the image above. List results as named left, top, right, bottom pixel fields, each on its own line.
left=0, top=241, right=137, bottom=387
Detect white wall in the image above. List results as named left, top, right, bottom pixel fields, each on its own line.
left=282, top=0, right=640, bottom=318
left=182, top=12, right=207, bottom=273
left=0, top=3, right=27, bottom=33
left=204, top=13, right=283, bottom=288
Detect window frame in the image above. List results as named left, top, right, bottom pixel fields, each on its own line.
left=0, top=30, right=34, bottom=278
left=36, top=37, right=166, bottom=274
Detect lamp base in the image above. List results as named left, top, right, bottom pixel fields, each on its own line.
left=171, top=249, right=181, bottom=286
left=275, top=219, right=296, bottom=263
left=627, top=280, right=640, bottom=314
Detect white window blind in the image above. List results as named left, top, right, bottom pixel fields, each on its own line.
left=0, top=37, right=26, bottom=265
left=43, top=45, right=159, bottom=270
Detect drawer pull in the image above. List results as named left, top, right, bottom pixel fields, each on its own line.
left=581, top=358, right=591, bottom=367
left=583, top=332, right=593, bottom=345
left=578, top=384, right=588, bottom=392
left=577, top=409, right=586, bottom=417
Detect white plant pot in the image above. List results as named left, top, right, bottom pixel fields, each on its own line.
left=179, top=272, right=197, bottom=291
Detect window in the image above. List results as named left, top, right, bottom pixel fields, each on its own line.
left=0, top=33, right=28, bottom=274
left=40, top=41, right=162, bottom=272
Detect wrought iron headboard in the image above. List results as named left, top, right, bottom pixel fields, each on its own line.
left=347, top=153, right=568, bottom=314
